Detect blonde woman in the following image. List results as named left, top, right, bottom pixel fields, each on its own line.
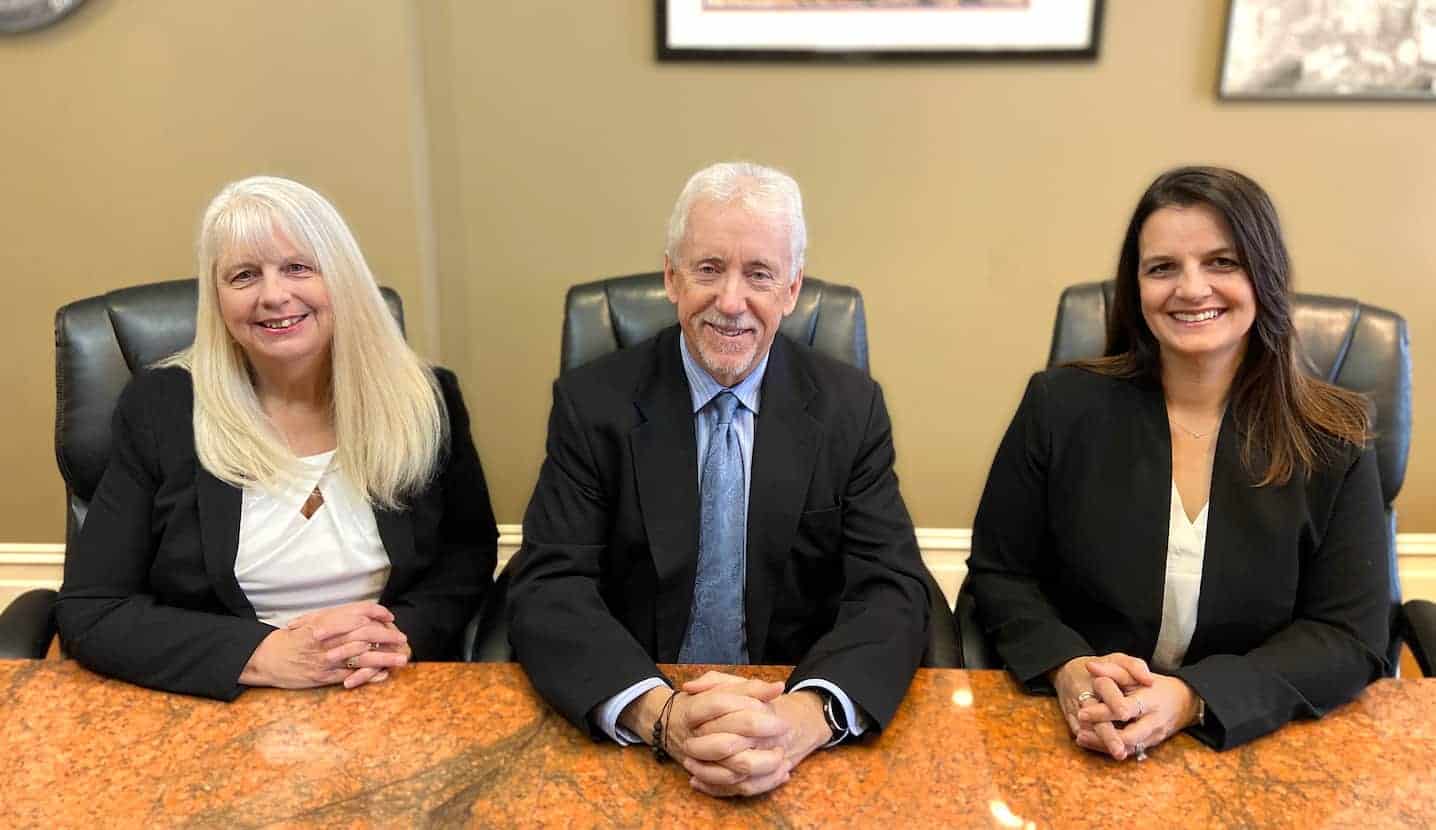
left=57, top=176, right=497, bottom=699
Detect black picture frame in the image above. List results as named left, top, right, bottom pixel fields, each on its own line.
left=656, top=0, right=1104, bottom=63
left=1219, top=0, right=1436, bottom=101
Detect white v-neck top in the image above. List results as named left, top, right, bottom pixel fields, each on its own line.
left=234, top=451, right=390, bottom=628
left=1151, top=482, right=1209, bottom=672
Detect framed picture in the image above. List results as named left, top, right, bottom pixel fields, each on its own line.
left=1220, top=0, right=1436, bottom=100
left=656, top=0, right=1104, bottom=62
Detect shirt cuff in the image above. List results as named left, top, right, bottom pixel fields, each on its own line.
left=593, top=677, right=669, bottom=745
left=791, top=678, right=867, bottom=747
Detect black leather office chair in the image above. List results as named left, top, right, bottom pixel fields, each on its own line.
left=467, top=272, right=960, bottom=668
left=50, top=278, right=405, bottom=648
left=956, top=280, right=1434, bottom=677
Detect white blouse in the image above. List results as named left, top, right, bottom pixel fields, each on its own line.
left=234, top=451, right=390, bottom=628
left=1151, top=482, right=1208, bottom=673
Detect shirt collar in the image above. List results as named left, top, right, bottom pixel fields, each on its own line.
left=679, top=332, right=769, bottom=415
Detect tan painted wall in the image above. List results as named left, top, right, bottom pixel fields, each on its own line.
left=3, top=0, right=1431, bottom=542
left=0, top=0, right=434, bottom=541
left=420, top=0, right=1432, bottom=530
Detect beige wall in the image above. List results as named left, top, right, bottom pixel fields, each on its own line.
left=2, top=0, right=1431, bottom=542
left=422, top=0, right=1433, bottom=530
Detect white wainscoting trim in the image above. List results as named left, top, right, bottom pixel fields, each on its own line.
left=1398, top=533, right=1436, bottom=556
left=0, top=544, right=65, bottom=563
left=433, top=525, right=1436, bottom=607
left=7, top=529, right=1436, bottom=611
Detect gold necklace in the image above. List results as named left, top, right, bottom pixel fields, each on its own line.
left=1168, top=416, right=1220, bottom=440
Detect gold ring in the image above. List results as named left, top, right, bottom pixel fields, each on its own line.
left=369, top=642, right=380, bottom=651
left=1076, top=691, right=1097, bottom=704
left=345, top=656, right=360, bottom=670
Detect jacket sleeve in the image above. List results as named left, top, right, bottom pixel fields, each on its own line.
left=1177, top=445, right=1391, bottom=750
left=387, top=368, right=499, bottom=660
left=787, top=382, right=929, bottom=731
left=968, top=372, right=1094, bottom=690
left=55, top=377, right=274, bottom=701
left=507, top=380, right=668, bottom=737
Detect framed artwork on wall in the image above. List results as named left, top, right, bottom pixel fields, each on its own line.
left=1220, top=0, right=1436, bottom=100
left=656, top=0, right=1104, bottom=62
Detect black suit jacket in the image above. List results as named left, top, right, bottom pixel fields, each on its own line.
left=969, top=367, right=1390, bottom=750
left=508, top=326, right=929, bottom=736
left=56, top=366, right=498, bottom=701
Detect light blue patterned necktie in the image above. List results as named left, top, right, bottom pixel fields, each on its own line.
left=679, top=391, right=748, bottom=664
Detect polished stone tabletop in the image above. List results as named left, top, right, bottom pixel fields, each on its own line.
left=1, top=660, right=1433, bottom=828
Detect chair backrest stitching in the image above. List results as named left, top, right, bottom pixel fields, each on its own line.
left=53, top=306, right=75, bottom=493
left=1322, top=302, right=1361, bottom=385
left=105, top=297, right=141, bottom=376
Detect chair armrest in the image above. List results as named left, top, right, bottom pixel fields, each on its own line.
left=466, top=565, right=514, bottom=663
left=0, top=589, right=58, bottom=659
left=920, top=565, right=959, bottom=668
left=1401, top=599, right=1436, bottom=677
left=954, top=576, right=1000, bottom=670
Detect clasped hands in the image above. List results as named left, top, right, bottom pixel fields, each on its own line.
left=621, top=670, right=834, bottom=798
left=1052, top=653, right=1202, bottom=762
left=240, top=601, right=412, bottom=690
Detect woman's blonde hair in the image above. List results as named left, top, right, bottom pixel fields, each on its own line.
left=159, top=175, right=446, bottom=508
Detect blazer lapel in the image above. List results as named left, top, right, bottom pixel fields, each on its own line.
left=744, top=337, right=820, bottom=662
left=375, top=507, right=416, bottom=604
left=1129, top=381, right=1175, bottom=654
left=631, top=328, right=701, bottom=662
left=1185, top=410, right=1245, bottom=660
left=196, top=468, right=258, bottom=619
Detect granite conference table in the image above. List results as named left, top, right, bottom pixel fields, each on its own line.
left=2, top=661, right=1433, bottom=828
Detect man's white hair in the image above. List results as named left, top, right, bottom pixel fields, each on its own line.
left=664, top=161, right=806, bottom=279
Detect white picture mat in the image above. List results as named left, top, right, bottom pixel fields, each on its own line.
left=666, top=0, right=1098, bottom=51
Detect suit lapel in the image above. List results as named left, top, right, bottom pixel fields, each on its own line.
left=196, top=468, right=258, bottom=619
left=744, top=337, right=820, bottom=662
left=631, top=328, right=701, bottom=662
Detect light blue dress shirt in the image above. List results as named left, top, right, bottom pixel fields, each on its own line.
left=594, top=334, right=864, bottom=746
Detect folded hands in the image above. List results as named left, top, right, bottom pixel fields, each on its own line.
left=239, top=601, right=412, bottom=690
left=1052, top=653, right=1202, bottom=761
left=621, top=670, right=834, bottom=798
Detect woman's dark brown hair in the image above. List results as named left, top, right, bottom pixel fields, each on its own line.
left=1077, top=166, right=1370, bottom=485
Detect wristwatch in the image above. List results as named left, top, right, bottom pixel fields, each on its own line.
left=818, top=689, right=850, bottom=744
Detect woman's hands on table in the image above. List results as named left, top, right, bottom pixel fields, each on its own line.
left=240, top=602, right=410, bottom=689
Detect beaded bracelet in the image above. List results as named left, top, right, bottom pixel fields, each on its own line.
left=652, top=689, right=680, bottom=763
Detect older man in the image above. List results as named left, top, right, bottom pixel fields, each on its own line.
left=509, top=162, right=928, bottom=797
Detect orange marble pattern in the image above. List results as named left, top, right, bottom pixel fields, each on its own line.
left=1, top=660, right=1433, bottom=828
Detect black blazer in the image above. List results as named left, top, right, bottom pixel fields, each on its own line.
left=56, top=366, right=498, bottom=701
left=968, top=367, right=1390, bottom=750
left=508, top=325, right=929, bottom=736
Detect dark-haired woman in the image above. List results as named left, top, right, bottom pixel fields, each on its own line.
left=968, top=166, right=1389, bottom=755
